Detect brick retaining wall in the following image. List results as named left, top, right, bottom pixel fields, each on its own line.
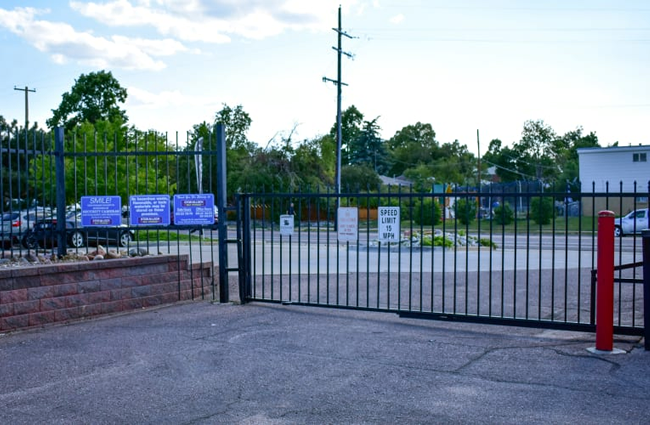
left=0, top=255, right=216, bottom=332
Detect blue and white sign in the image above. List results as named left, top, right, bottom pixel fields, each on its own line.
left=129, top=195, right=170, bottom=226
left=173, top=194, right=215, bottom=225
left=80, top=196, right=122, bottom=226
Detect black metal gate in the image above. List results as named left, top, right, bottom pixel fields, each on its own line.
left=237, top=187, right=646, bottom=336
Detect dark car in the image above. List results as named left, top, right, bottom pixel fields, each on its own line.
left=21, top=219, right=134, bottom=249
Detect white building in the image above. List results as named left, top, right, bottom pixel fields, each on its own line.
left=577, top=145, right=650, bottom=215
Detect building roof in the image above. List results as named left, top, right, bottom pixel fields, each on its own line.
left=577, top=144, right=650, bottom=155
left=379, top=175, right=413, bottom=186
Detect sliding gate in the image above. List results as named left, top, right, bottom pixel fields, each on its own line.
left=238, top=188, right=646, bottom=336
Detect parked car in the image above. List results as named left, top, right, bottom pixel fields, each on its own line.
left=1, top=210, right=52, bottom=245
left=614, top=208, right=649, bottom=237
left=21, top=218, right=135, bottom=249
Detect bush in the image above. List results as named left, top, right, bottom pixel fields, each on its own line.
left=412, top=197, right=442, bottom=226
left=530, top=197, right=554, bottom=225
left=454, top=198, right=477, bottom=225
left=421, top=234, right=453, bottom=248
left=493, top=203, right=514, bottom=225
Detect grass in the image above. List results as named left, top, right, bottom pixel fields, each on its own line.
left=134, top=229, right=218, bottom=243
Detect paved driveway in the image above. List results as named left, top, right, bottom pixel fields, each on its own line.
left=0, top=302, right=648, bottom=424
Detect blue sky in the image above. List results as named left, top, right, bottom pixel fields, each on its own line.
left=1, top=0, right=648, bottom=154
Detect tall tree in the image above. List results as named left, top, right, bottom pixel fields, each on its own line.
left=387, top=122, right=438, bottom=176
left=518, top=119, right=558, bottom=181
left=214, top=104, right=253, bottom=151
left=47, top=71, right=128, bottom=132
left=330, top=105, right=364, bottom=165
left=348, top=117, right=388, bottom=174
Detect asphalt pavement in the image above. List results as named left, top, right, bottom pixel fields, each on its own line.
left=0, top=301, right=648, bottom=424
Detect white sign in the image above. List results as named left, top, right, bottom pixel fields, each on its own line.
left=280, top=214, right=294, bottom=236
left=378, top=206, right=400, bottom=242
left=338, top=207, right=358, bottom=242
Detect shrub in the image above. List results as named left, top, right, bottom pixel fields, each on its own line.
left=454, top=198, right=477, bottom=225
left=530, top=197, right=554, bottom=225
left=479, top=238, right=497, bottom=250
left=493, top=203, right=514, bottom=225
left=412, top=197, right=442, bottom=226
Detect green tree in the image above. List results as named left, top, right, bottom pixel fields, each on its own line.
left=47, top=71, right=128, bottom=132
left=341, top=164, right=381, bottom=191
left=432, top=140, right=476, bottom=184
left=31, top=121, right=174, bottom=205
left=348, top=117, right=388, bottom=174
left=493, top=203, right=514, bottom=225
left=482, top=139, right=527, bottom=182
left=330, top=105, right=364, bottom=165
left=292, top=135, right=336, bottom=189
left=518, top=119, right=559, bottom=182
left=214, top=104, right=253, bottom=151
left=412, top=197, right=442, bottom=226
left=530, top=197, right=554, bottom=225
left=387, top=122, right=438, bottom=177
left=454, top=198, right=477, bottom=225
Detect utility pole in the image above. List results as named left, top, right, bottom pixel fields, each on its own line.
left=14, top=86, right=36, bottom=130
left=323, top=5, right=353, bottom=197
left=477, top=129, right=481, bottom=188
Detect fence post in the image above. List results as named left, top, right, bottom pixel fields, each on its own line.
left=215, top=123, right=229, bottom=303
left=595, top=210, right=615, bottom=351
left=54, top=127, right=66, bottom=258
left=642, top=229, right=650, bottom=351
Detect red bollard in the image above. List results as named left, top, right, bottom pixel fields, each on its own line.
left=596, top=210, right=615, bottom=351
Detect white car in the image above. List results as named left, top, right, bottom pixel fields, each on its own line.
left=614, top=208, right=649, bottom=237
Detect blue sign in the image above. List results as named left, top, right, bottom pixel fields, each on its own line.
left=129, top=195, right=170, bottom=226
left=173, top=194, right=215, bottom=225
left=80, top=196, right=122, bottom=226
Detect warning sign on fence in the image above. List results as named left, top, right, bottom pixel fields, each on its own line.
left=280, top=214, right=294, bottom=236
left=338, top=207, right=358, bottom=242
left=378, top=206, right=400, bottom=242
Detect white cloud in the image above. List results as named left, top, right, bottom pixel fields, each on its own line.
left=389, top=13, right=404, bottom=25
left=70, top=0, right=369, bottom=42
left=0, top=6, right=187, bottom=70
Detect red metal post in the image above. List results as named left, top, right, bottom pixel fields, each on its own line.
left=596, top=210, right=615, bottom=351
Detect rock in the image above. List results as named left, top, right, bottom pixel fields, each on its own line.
left=129, top=247, right=148, bottom=257
left=105, top=251, right=121, bottom=259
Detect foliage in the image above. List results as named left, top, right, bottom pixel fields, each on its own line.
left=30, top=121, right=174, bottom=205
left=341, top=165, right=381, bottom=191
left=47, top=71, right=128, bottom=132
left=483, top=121, right=600, bottom=188
left=214, top=104, right=253, bottom=151
left=479, top=238, right=497, bottom=249
left=411, top=197, right=442, bottom=226
left=454, top=198, right=477, bottom=225
left=493, top=203, right=514, bottom=225
left=530, top=197, right=555, bottom=225
left=330, top=105, right=364, bottom=165
left=348, top=117, right=389, bottom=174
left=387, top=122, right=437, bottom=177
left=421, top=234, right=454, bottom=248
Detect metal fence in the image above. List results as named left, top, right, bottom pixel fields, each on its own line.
left=1, top=127, right=225, bottom=301
left=2, top=126, right=648, bottom=334
left=238, top=183, right=649, bottom=335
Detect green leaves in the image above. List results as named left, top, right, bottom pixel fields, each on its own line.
left=46, top=71, right=128, bottom=132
